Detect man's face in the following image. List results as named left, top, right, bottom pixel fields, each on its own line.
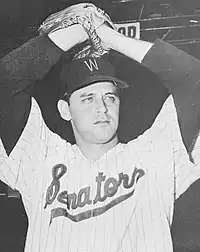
left=68, top=81, right=120, bottom=144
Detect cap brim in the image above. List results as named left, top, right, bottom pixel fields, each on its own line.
left=81, top=75, right=129, bottom=89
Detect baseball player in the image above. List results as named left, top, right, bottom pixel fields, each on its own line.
left=0, top=3, right=200, bottom=252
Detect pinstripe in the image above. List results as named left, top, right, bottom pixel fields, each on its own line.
left=52, top=221, right=58, bottom=252
left=67, top=219, right=73, bottom=252
left=147, top=173, right=157, bottom=251
left=30, top=201, right=41, bottom=251
left=38, top=200, right=45, bottom=252
left=154, top=172, right=167, bottom=252
left=140, top=207, right=148, bottom=252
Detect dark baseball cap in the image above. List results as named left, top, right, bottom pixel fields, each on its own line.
left=59, top=56, right=129, bottom=96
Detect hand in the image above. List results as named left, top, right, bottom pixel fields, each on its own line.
left=76, top=9, right=116, bottom=58
left=48, top=24, right=88, bottom=52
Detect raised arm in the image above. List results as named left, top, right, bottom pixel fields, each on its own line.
left=97, top=26, right=200, bottom=152
left=0, top=25, right=88, bottom=154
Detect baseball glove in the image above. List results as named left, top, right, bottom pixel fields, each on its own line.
left=38, top=3, right=116, bottom=59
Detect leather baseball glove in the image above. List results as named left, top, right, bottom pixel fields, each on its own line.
left=38, top=3, right=116, bottom=59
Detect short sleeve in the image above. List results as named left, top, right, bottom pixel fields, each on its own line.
left=0, top=98, right=49, bottom=191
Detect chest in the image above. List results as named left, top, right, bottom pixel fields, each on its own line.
left=43, top=151, right=145, bottom=218
left=25, top=144, right=175, bottom=252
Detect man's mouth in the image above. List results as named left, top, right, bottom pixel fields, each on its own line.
left=94, top=120, right=110, bottom=125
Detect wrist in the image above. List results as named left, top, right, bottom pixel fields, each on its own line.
left=96, top=26, right=120, bottom=50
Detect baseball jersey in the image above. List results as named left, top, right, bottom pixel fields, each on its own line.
left=0, top=95, right=200, bottom=252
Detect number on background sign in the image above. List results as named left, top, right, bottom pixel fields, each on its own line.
left=118, top=26, right=137, bottom=38
left=115, top=22, right=140, bottom=39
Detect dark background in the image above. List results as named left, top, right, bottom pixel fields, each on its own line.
left=0, top=0, right=200, bottom=251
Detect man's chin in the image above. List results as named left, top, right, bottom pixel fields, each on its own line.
left=92, top=132, right=117, bottom=144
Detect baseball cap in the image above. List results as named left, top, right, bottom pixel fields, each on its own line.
left=59, top=56, right=129, bottom=96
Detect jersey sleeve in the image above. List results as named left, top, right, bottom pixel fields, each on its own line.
left=0, top=98, right=49, bottom=192
left=145, top=95, right=200, bottom=200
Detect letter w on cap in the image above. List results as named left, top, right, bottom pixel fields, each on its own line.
left=84, top=59, right=99, bottom=72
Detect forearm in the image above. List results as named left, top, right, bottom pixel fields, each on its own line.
left=98, top=26, right=153, bottom=63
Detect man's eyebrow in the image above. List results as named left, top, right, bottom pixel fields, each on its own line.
left=80, top=93, right=94, bottom=98
left=79, top=90, right=119, bottom=98
left=105, top=91, right=119, bottom=97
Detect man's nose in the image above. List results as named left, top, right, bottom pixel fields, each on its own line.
left=96, top=98, right=108, bottom=113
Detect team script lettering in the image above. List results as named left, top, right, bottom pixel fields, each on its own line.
left=44, top=164, right=145, bottom=222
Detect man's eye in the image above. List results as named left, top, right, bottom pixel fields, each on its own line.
left=82, top=97, right=93, bottom=103
left=104, top=95, right=117, bottom=103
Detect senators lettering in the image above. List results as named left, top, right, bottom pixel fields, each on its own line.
left=45, top=165, right=145, bottom=212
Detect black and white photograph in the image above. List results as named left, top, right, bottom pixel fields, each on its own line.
left=0, top=0, right=200, bottom=251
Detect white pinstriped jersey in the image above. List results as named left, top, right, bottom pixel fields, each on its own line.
left=0, top=95, right=200, bottom=252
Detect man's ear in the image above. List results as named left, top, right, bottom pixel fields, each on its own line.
left=57, top=99, right=71, bottom=121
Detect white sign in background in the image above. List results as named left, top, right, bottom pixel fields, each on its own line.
left=114, top=22, right=140, bottom=39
